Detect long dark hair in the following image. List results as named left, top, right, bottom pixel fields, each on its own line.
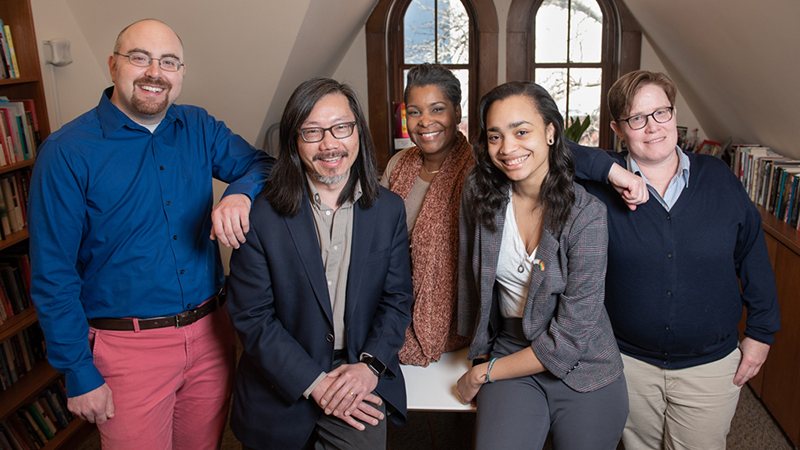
left=263, top=77, right=380, bottom=216
left=464, top=81, right=575, bottom=233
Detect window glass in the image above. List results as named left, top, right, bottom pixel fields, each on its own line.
left=535, top=0, right=603, bottom=146
left=569, top=1, right=602, bottom=63
left=437, top=0, right=470, bottom=64
left=405, top=0, right=436, bottom=64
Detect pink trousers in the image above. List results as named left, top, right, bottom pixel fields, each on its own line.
left=89, top=303, right=235, bottom=450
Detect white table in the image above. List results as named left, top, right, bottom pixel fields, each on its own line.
left=401, top=347, right=476, bottom=412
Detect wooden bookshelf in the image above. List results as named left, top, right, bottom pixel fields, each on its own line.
left=0, top=1, right=90, bottom=448
left=0, top=306, right=37, bottom=342
left=0, top=360, right=61, bottom=422
left=742, top=205, right=800, bottom=447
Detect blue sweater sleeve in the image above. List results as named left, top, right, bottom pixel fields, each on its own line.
left=731, top=173, right=781, bottom=344
left=568, top=139, right=616, bottom=183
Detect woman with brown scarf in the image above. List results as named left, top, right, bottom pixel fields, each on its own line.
left=380, top=64, right=472, bottom=366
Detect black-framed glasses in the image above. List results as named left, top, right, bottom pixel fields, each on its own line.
left=299, top=122, right=357, bottom=143
left=114, top=52, right=184, bottom=72
left=619, top=106, right=674, bottom=130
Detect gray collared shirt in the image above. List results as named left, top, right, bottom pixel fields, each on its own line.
left=302, top=174, right=362, bottom=398
left=627, top=146, right=691, bottom=211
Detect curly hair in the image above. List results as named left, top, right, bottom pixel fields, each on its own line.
left=463, top=81, right=575, bottom=234
left=263, top=77, right=380, bottom=216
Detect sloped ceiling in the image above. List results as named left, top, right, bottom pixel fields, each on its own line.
left=624, top=0, right=800, bottom=159
left=60, top=0, right=377, bottom=147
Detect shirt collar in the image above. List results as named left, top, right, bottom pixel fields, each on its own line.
left=305, top=172, right=362, bottom=210
left=97, top=86, right=184, bottom=138
left=627, top=146, right=691, bottom=187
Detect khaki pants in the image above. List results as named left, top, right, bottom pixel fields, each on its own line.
left=621, top=348, right=742, bottom=450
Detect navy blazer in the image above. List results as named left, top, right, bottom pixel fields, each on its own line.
left=457, top=182, right=623, bottom=393
left=227, top=186, right=413, bottom=449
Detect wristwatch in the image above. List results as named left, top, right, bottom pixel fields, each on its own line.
left=359, top=353, right=387, bottom=379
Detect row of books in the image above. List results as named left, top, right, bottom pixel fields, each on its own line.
left=1, top=323, right=46, bottom=392
left=0, top=381, right=75, bottom=450
left=0, top=99, right=40, bottom=166
left=732, top=145, right=800, bottom=229
left=0, top=20, right=20, bottom=80
left=0, top=170, right=31, bottom=240
left=0, top=252, right=32, bottom=326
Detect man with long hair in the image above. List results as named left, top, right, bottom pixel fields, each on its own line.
left=226, top=77, right=414, bottom=450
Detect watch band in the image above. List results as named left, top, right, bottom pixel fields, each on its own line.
left=359, top=353, right=387, bottom=379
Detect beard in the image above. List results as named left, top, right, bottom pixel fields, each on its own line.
left=131, top=76, right=172, bottom=116
left=311, top=150, right=351, bottom=184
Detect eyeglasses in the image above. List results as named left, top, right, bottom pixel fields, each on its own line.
left=114, top=52, right=184, bottom=72
left=299, top=122, right=357, bottom=143
left=619, top=106, right=674, bottom=130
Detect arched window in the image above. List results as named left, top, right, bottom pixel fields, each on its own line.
left=507, top=0, right=641, bottom=150
left=367, top=0, right=498, bottom=168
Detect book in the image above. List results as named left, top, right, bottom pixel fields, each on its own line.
left=40, top=392, right=69, bottom=429
left=7, top=413, right=38, bottom=449
left=0, top=178, right=20, bottom=232
left=0, top=109, right=19, bottom=164
left=0, top=20, right=15, bottom=79
left=3, top=26, right=20, bottom=79
left=0, top=109, right=11, bottom=166
left=0, top=420, right=26, bottom=450
left=1, top=340, right=17, bottom=383
left=24, top=403, right=53, bottom=442
left=0, top=265, right=25, bottom=314
left=18, top=409, right=45, bottom=447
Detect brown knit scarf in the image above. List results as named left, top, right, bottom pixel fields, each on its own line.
left=390, top=132, right=473, bottom=366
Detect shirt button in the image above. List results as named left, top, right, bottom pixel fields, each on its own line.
left=667, top=253, right=673, bottom=258
left=327, top=280, right=332, bottom=286
left=326, top=210, right=331, bottom=216
left=333, top=245, right=338, bottom=251
left=187, top=304, right=192, bottom=308
left=667, top=291, right=672, bottom=296
left=166, top=201, right=171, bottom=206
left=180, top=270, right=185, bottom=274
left=666, top=214, right=671, bottom=220
left=665, top=326, right=670, bottom=331
left=173, top=235, right=178, bottom=240
left=160, top=166, right=165, bottom=170
left=663, top=361, right=668, bottom=365
left=326, top=334, right=334, bottom=342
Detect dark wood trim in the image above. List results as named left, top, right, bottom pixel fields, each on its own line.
left=366, top=0, right=498, bottom=169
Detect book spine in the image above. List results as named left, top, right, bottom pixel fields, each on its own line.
left=3, top=26, right=19, bottom=78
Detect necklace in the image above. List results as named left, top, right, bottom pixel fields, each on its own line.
left=423, top=165, right=440, bottom=175
left=512, top=192, right=544, bottom=273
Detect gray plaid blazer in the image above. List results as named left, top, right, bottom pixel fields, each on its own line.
left=457, top=183, right=623, bottom=393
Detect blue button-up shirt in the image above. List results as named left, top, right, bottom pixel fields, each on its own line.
left=28, top=87, right=273, bottom=396
left=627, top=147, right=691, bottom=211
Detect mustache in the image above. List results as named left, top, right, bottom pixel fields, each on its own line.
left=312, top=150, right=349, bottom=161
left=135, top=76, right=172, bottom=90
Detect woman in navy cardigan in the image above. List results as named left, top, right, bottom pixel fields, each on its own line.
left=456, top=81, right=628, bottom=449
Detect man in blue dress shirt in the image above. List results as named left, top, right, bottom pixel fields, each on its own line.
left=27, top=19, right=273, bottom=449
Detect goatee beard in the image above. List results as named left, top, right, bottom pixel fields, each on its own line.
left=131, top=76, right=172, bottom=116
left=313, top=172, right=348, bottom=185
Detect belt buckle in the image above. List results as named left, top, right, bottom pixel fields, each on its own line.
left=174, top=309, right=196, bottom=329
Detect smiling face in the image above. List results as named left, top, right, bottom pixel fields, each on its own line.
left=297, top=93, right=360, bottom=192
left=610, top=83, right=678, bottom=167
left=405, top=85, right=462, bottom=159
left=108, top=20, right=185, bottom=125
left=485, top=95, right=555, bottom=189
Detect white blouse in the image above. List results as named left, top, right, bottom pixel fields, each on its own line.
left=496, top=195, right=540, bottom=318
